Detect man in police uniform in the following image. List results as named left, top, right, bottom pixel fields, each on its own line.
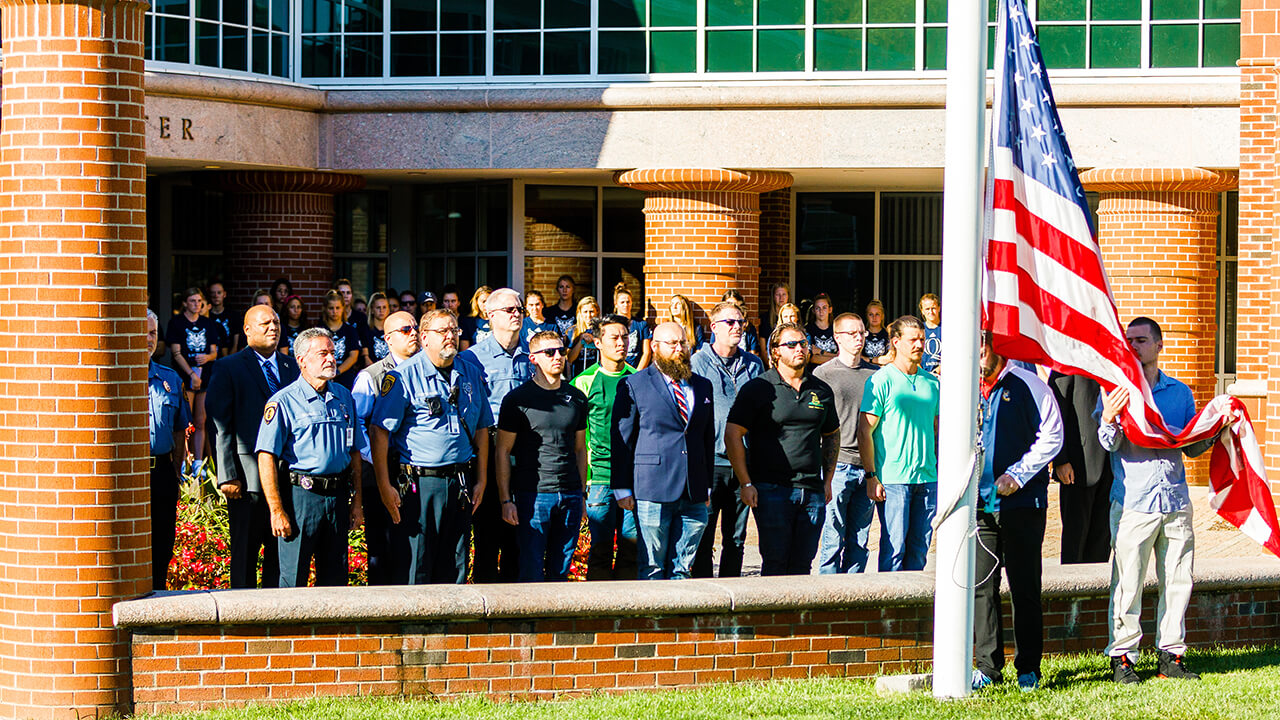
left=370, top=308, right=493, bottom=584
left=255, top=327, right=365, bottom=588
left=458, top=287, right=531, bottom=583
left=147, top=308, right=191, bottom=591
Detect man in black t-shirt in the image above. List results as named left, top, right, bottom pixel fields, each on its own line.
left=726, top=322, right=840, bottom=576
left=495, top=330, right=589, bottom=582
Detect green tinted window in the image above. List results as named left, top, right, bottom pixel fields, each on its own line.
left=707, top=0, right=752, bottom=26
left=707, top=29, right=754, bottom=71
left=814, top=27, right=862, bottom=70
left=866, top=27, right=914, bottom=69
left=925, top=0, right=946, bottom=23
left=759, top=0, right=805, bottom=25
left=1205, top=0, right=1240, bottom=19
left=598, top=31, right=646, bottom=72
left=650, top=30, right=696, bottom=71
left=1037, top=0, right=1085, bottom=21
left=1152, top=0, right=1197, bottom=20
left=1091, top=0, right=1140, bottom=21
left=1090, top=24, right=1140, bottom=67
left=815, top=0, right=860, bottom=23
left=1151, top=24, right=1198, bottom=66
left=1204, top=23, right=1240, bottom=67
left=868, top=0, right=914, bottom=24
left=924, top=26, right=946, bottom=69
left=1038, top=24, right=1086, bottom=68
left=651, top=0, right=695, bottom=26
left=758, top=28, right=804, bottom=70
left=600, top=0, right=645, bottom=27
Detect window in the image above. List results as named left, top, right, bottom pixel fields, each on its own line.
left=415, top=183, right=511, bottom=302
left=147, top=0, right=290, bottom=77
left=334, top=191, right=390, bottom=301
left=1216, top=190, right=1238, bottom=390
left=165, top=186, right=227, bottom=314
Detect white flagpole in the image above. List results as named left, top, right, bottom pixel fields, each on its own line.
left=932, top=0, right=991, bottom=700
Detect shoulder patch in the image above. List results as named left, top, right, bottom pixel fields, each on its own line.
left=380, top=374, right=397, bottom=396
left=263, top=402, right=278, bottom=424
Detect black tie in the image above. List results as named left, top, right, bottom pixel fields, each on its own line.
left=263, top=360, right=280, bottom=394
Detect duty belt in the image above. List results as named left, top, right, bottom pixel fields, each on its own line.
left=397, top=462, right=472, bottom=505
left=289, top=467, right=352, bottom=492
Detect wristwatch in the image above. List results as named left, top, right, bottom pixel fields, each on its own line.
left=501, top=499, right=515, bottom=505
left=742, top=482, right=753, bottom=488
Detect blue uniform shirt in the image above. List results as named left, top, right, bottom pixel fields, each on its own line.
left=256, top=376, right=365, bottom=475
left=149, top=362, right=190, bottom=455
left=457, top=334, right=532, bottom=420
left=521, top=317, right=558, bottom=351
left=370, top=352, right=495, bottom=467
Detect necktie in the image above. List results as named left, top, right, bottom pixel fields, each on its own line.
left=264, top=360, right=280, bottom=394
left=670, top=379, right=688, bottom=425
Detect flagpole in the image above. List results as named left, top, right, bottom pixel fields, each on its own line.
left=932, top=0, right=990, bottom=700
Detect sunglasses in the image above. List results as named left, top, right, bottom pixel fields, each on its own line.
left=424, top=326, right=461, bottom=337
left=495, top=305, right=524, bottom=316
left=778, top=339, right=809, bottom=349
left=715, top=318, right=745, bottom=327
left=533, top=346, right=568, bottom=358
left=388, top=325, right=417, bottom=337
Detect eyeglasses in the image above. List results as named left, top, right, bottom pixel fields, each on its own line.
left=654, top=339, right=689, bottom=348
left=777, top=339, right=809, bottom=350
left=424, top=326, right=461, bottom=337
left=532, top=346, right=568, bottom=358
left=494, top=305, right=524, bottom=316
left=834, top=331, right=867, bottom=338
left=388, top=325, right=417, bottom=337
left=714, top=318, right=745, bottom=327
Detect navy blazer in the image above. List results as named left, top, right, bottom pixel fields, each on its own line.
left=610, top=365, right=715, bottom=503
left=205, top=347, right=300, bottom=493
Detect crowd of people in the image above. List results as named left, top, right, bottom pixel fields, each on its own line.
left=147, top=273, right=1211, bottom=690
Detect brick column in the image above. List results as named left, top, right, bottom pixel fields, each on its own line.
left=613, top=169, right=793, bottom=330
left=202, top=171, right=365, bottom=310
left=0, top=0, right=149, bottom=716
left=1080, top=168, right=1236, bottom=484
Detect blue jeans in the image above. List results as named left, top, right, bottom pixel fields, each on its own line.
left=818, top=464, right=874, bottom=574
left=877, top=482, right=938, bottom=571
left=514, top=491, right=583, bottom=582
left=753, top=482, right=825, bottom=576
left=584, top=485, right=637, bottom=580
left=634, top=498, right=708, bottom=580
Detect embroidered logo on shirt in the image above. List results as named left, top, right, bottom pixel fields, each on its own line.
left=380, top=375, right=396, bottom=397
left=807, top=392, right=824, bottom=410
left=263, top=402, right=278, bottom=424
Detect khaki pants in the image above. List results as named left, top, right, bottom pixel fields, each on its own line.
left=1106, top=501, right=1194, bottom=659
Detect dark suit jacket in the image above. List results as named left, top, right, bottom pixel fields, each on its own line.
left=205, top=348, right=299, bottom=493
left=610, top=365, right=715, bottom=503
left=1049, top=371, right=1112, bottom=488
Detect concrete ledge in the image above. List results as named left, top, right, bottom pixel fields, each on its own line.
left=113, top=556, right=1280, bottom=629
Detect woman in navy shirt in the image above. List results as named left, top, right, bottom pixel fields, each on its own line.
left=613, top=283, right=651, bottom=369
left=321, top=290, right=362, bottom=389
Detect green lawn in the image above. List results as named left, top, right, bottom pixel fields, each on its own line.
left=156, top=647, right=1280, bottom=720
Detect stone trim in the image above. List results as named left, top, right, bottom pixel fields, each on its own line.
left=1079, top=167, right=1239, bottom=193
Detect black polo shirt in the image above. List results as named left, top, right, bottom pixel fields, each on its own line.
left=727, top=369, right=839, bottom=490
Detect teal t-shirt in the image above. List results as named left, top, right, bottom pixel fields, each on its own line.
left=859, top=364, right=940, bottom=485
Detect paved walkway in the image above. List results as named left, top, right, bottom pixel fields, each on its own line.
left=721, top=483, right=1268, bottom=577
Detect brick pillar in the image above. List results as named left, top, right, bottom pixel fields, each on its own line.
left=0, top=0, right=149, bottom=716
left=613, top=169, right=793, bottom=331
left=758, top=189, right=792, bottom=326
left=202, top=171, right=365, bottom=311
left=1080, top=168, right=1237, bottom=485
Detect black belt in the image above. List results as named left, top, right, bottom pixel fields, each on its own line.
left=399, top=462, right=468, bottom=479
left=290, top=467, right=352, bottom=492
left=150, top=455, right=166, bottom=469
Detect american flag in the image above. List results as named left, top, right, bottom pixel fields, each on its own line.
left=982, top=0, right=1280, bottom=557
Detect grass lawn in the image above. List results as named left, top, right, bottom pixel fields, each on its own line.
left=156, top=647, right=1280, bottom=720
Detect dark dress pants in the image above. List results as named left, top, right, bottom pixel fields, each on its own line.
left=228, top=484, right=280, bottom=589
left=692, top=466, right=750, bottom=578
left=1059, top=473, right=1113, bottom=564
left=150, top=457, right=179, bottom=591
left=471, top=441, right=519, bottom=583
left=405, top=473, right=471, bottom=584
left=278, top=483, right=351, bottom=587
left=974, top=508, right=1046, bottom=681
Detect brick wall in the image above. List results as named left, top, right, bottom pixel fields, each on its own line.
left=758, top=189, right=792, bottom=326
left=124, top=582, right=1280, bottom=714
left=0, top=0, right=151, bottom=717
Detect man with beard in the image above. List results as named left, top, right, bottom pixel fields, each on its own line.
left=206, top=304, right=300, bottom=588
left=256, top=328, right=365, bottom=587
left=352, top=310, right=420, bottom=584
left=146, top=308, right=190, bottom=590
left=970, top=333, right=1063, bottom=692
left=726, top=322, right=839, bottom=576
left=611, top=322, right=714, bottom=580
left=370, top=309, right=493, bottom=584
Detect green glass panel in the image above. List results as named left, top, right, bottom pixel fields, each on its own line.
left=989, top=0, right=998, bottom=21
left=652, top=0, right=696, bottom=25
left=758, top=28, right=804, bottom=70
left=707, top=29, right=753, bottom=71
left=600, top=0, right=646, bottom=27
left=494, top=31, right=540, bottom=74
left=598, top=30, right=646, bottom=72
left=866, top=26, right=914, bottom=69
left=814, top=27, right=862, bottom=70
left=1204, top=23, right=1240, bottom=67
left=708, top=0, right=752, bottom=26
left=1091, top=0, right=1139, bottom=21
left=1037, top=0, right=1084, bottom=21
left=495, top=0, right=538, bottom=30
left=391, top=33, right=437, bottom=75
left=546, top=0, right=590, bottom=28
left=1038, top=24, right=1085, bottom=67
left=924, top=26, right=946, bottom=69
left=1205, top=0, right=1239, bottom=20
left=815, top=0, right=860, bottom=23
left=272, top=0, right=288, bottom=31
left=544, top=31, right=590, bottom=73
left=988, top=25, right=995, bottom=68
left=868, top=0, right=914, bottom=23
left=1090, top=24, right=1140, bottom=67
left=650, top=30, right=696, bottom=71
left=1151, top=24, right=1197, bottom=66
left=759, top=0, right=804, bottom=25
left=925, top=0, right=946, bottom=23
left=1152, top=0, right=1196, bottom=19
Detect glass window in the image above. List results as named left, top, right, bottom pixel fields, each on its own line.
left=867, top=0, right=914, bottom=24
left=795, top=260, right=875, bottom=320
left=651, top=30, right=696, bottom=72
left=707, top=30, right=754, bottom=72
left=816, top=0, right=860, bottom=24
left=707, top=0, right=753, bottom=26
left=866, top=27, right=914, bottom=71
left=796, top=193, right=875, bottom=255
left=758, top=29, right=804, bottom=71
left=1151, top=24, right=1198, bottom=67
left=524, top=185, right=596, bottom=253
left=598, top=31, right=647, bottom=73
left=815, top=28, right=862, bottom=71
left=415, top=182, right=511, bottom=302
left=760, top=0, right=805, bottom=25
left=1090, top=24, right=1141, bottom=67
left=601, top=0, right=646, bottom=27
left=880, top=260, right=942, bottom=320
left=602, top=187, right=646, bottom=253
left=880, top=193, right=942, bottom=255
left=335, top=192, right=389, bottom=253
left=1204, top=24, right=1240, bottom=67
left=1038, top=25, right=1087, bottom=68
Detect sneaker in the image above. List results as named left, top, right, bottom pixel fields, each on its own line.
left=1157, top=650, right=1200, bottom=680
left=971, top=669, right=996, bottom=691
left=1111, top=655, right=1141, bottom=684
left=1017, top=672, right=1040, bottom=692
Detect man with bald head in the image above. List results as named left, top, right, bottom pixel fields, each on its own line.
left=206, top=303, right=300, bottom=588
left=611, top=321, right=715, bottom=580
